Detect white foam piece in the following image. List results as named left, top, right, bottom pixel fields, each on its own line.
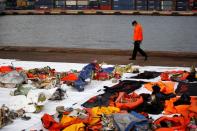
left=0, top=59, right=17, bottom=66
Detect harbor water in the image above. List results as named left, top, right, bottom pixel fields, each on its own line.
left=0, top=15, right=197, bottom=52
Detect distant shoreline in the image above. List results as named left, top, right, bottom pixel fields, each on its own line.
left=1, top=10, right=197, bottom=16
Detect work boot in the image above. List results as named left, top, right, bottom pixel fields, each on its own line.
left=49, top=88, right=65, bottom=101
left=129, top=58, right=136, bottom=60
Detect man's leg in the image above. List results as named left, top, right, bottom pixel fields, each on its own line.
left=138, top=47, right=147, bottom=57
left=138, top=41, right=148, bottom=60
left=130, top=41, right=139, bottom=60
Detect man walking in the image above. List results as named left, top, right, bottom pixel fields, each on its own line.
left=130, top=20, right=148, bottom=61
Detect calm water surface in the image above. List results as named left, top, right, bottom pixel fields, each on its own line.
left=0, top=15, right=197, bottom=52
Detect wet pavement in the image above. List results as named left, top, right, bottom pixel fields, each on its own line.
left=0, top=50, right=196, bottom=67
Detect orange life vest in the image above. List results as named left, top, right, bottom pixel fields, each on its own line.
left=144, top=81, right=175, bottom=94
left=115, top=92, right=143, bottom=110
left=154, top=116, right=187, bottom=131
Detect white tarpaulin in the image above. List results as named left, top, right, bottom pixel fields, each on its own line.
left=0, top=59, right=191, bottom=130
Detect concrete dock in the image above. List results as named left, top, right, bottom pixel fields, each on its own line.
left=0, top=46, right=196, bottom=67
